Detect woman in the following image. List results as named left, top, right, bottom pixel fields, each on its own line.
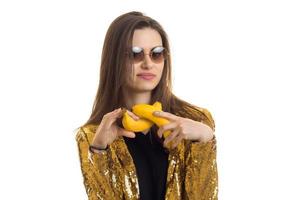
left=75, top=11, right=218, bottom=200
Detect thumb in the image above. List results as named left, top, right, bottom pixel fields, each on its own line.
left=118, top=128, right=136, bottom=138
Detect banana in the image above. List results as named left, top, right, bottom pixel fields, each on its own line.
left=122, top=101, right=171, bottom=138
left=122, top=111, right=153, bottom=132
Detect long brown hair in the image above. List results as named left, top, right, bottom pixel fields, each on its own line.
left=79, top=11, right=215, bottom=131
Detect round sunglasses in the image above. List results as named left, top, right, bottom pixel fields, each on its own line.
left=127, top=46, right=169, bottom=64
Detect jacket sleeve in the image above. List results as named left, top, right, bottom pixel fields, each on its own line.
left=184, top=108, right=218, bottom=200
left=75, top=127, right=122, bottom=200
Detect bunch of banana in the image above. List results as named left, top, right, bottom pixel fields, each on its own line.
left=122, top=101, right=171, bottom=138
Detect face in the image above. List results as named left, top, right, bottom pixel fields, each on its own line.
left=125, top=28, right=165, bottom=93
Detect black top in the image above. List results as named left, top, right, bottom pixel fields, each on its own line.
left=124, top=129, right=169, bottom=200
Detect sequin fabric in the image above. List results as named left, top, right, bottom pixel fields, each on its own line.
left=75, top=108, right=218, bottom=200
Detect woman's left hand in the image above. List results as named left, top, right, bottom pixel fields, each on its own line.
left=153, top=111, right=215, bottom=149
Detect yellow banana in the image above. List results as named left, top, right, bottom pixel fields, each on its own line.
left=122, top=101, right=171, bottom=138
left=122, top=111, right=153, bottom=132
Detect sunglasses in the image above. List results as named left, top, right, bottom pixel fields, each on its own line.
left=127, top=46, right=169, bottom=64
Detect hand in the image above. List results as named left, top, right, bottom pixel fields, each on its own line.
left=91, top=108, right=136, bottom=148
left=153, top=111, right=214, bottom=149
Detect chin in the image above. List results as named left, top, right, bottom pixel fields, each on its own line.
left=130, top=85, right=155, bottom=92
left=127, top=80, right=159, bottom=92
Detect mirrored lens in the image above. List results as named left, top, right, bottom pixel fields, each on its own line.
left=133, top=51, right=144, bottom=62
left=132, top=47, right=144, bottom=62
left=151, top=47, right=165, bottom=63
left=131, top=46, right=167, bottom=63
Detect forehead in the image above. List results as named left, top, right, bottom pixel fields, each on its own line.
left=132, top=28, right=162, bottom=50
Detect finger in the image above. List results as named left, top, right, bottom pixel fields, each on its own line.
left=157, top=122, right=178, bottom=138
left=106, top=108, right=122, bottom=118
left=127, top=110, right=140, bottom=121
left=164, top=128, right=180, bottom=147
left=118, top=128, right=136, bottom=138
left=105, top=108, right=123, bottom=126
left=152, top=111, right=178, bottom=121
left=109, top=108, right=126, bottom=120
left=171, top=134, right=184, bottom=148
left=116, top=108, right=127, bottom=118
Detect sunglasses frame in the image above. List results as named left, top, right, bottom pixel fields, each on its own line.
left=126, top=46, right=169, bottom=64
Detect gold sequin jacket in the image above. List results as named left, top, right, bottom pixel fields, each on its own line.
left=75, top=108, right=218, bottom=200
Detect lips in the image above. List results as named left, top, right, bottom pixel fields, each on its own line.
left=137, top=73, right=156, bottom=76
left=137, top=73, right=156, bottom=80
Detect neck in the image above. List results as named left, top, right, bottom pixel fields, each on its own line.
left=123, top=89, right=152, bottom=109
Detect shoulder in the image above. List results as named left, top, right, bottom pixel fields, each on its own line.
left=174, top=103, right=215, bottom=131
left=75, top=124, right=99, bottom=143
left=194, top=106, right=215, bottom=131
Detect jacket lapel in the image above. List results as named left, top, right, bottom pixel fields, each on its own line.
left=113, top=137, right=140, bottom=199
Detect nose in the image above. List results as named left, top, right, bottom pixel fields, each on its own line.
left=141, top=54, right=153, bottom=69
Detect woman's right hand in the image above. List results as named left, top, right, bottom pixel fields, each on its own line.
left=91, top=108, right=137, bottom=148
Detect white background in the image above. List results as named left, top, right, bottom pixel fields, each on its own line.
left=0, top=0, right=299, bottom=199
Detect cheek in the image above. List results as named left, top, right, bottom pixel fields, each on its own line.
left=125, top=64, right=139, bottom=85
left=158, top=64, right=164, bottom=76
left=132, top=63, right=140, bottom=76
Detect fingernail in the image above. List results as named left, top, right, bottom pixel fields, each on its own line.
left=153, top=111, right=159, bottom=115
